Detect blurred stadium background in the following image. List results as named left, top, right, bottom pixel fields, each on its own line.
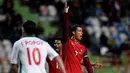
left=0, top=0, right=130, bottom=73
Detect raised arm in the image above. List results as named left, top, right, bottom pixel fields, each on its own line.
left=63, top=2, right=69, bottom=42
left=63, top=2, right=69, bottom=60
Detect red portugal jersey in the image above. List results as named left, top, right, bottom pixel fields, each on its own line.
left=46, top=57, right=60, bottom=73
left=64, top=39, right=86, bottom=73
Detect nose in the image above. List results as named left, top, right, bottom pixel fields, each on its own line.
left=81, top=32, right=83, bottom=35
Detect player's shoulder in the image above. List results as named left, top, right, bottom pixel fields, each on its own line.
left=65, top=39, right=75, bottom=46
left=42, top=40, right=49, bottom=45
left=13, top=39, right=22, bottom=46
left=67, top=39, right=73, bottom=43
left=80, top=43, right=85, bottom=48
left=20, top=37, right=41, bottom=41
left=78, top=43, right=86, bottom=51
left=20, top=37, right=50, bottom=45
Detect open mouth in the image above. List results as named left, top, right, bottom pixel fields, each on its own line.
left=56, top=49, right=59, bottom=51
left=80, top=35, right=82, bottom=38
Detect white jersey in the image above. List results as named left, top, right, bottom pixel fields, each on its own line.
left=10, top=37, right=58, bottom=73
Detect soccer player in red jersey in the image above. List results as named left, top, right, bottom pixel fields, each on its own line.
left=35, top=25, right=64, bottom=73
left=45, top=2, right=69, bottom=73
left=64, top=25, right=102, bottom=73
left=46, top=39, right=63, bottom=73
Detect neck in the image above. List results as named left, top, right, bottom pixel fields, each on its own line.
left=71, top=36, right=79, bottom=43
left=23, top=34, right=35, bottom=37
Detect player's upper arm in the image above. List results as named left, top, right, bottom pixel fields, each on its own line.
left=83, top=49, right=88, bottom=59
left=10, top=41, right=20, bottom=64
left=45, top=42, right=58, bottom=60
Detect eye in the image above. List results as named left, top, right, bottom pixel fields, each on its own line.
left=79, top=30, right=82, bottom=32
left=57, top=43, right=60, bottom=45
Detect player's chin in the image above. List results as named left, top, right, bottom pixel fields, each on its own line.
left=79, top=37, right=82, bottom=40
left=78, top=38, right=82, bottom=41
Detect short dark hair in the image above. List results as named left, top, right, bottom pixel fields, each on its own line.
left=55, top=38, right=63, bottom=43
left=70, top=25, right=82, bottom=36
left=22, top=20, right=36, bottom=35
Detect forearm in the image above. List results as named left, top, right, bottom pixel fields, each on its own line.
left=54, top=56, right=66, bottom=73
left=62, top=12, right=69, bottom=61
left=63, top=12, right=69, bottom=41
left=91, top=63, right=95, bottom=66
left=83, top=58, right=93, bottom=73
left=59, top=47, right=63, bottom=57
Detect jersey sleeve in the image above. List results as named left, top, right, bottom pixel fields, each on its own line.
left=83, top=49, right=93, bottom=73
left=10, top=41, right=20, bottom=64
left=46, top=42, right=58, bottom=60
left=83, top=49, right=88, bottom=58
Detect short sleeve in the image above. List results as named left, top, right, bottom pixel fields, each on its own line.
left=46, top=42, right=58, bottom=60
left=10, top=41, right=20, bottom=64
left=83, top=49, right=88, bottom=58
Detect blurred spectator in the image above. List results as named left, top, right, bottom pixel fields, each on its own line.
left=2, top=39, right=12, bottom=73
left=114, top=1, right=120, bottom=11
left=69, top=7, right=83, bottom=24
left=3, top=11, right=22, bottom=43
left=95, top=3, right=102, bottom=17
left=35, top=25, right=45, bottom=40
left=39, top=5, right=57, bottom=22
left=48, top=5, right=57, bottom=21
left=111, top=26, right=121, bottom=48
left=3, top=39, right=12, bottom=60
left=100, top=32, right=109, bottom=47
left=121, top=39, right=130, bottom=55
left=89, top=33, right=100, bottom=55
left=0, top=37, right=7, bottom=73
left=40, top=5, right=48, bottom=16
left=2, top=0, right=14, bottom=14
left=81, top=27, right=91, bottom=48
left=120, top=39, right=130, bottom=73
left=0, top=0, right=14, bottom=37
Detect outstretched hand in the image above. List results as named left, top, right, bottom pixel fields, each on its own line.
left=64, top=2, right=69, bottom=13
left=93, top=61, right=103, bottom=69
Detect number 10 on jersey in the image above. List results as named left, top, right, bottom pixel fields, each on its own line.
left=26, top=48, right=41, bottom=65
